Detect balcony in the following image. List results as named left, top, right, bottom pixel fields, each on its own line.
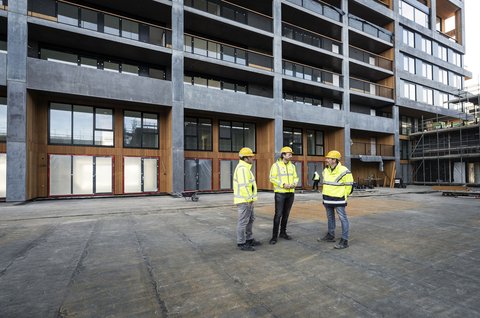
left=285, top=0, right=343, bottom=22
left=283, top=22, right=342, bottom=54
left=349, top=46, right=392, bottom=71
left=185, top=0, right=272, bottom=32
left=348, top=14, right=392, bottom=43
left=185, top=34, right=273, bottom=71
left=283, top=60, right=343, bottom=88
left=352, top=142, right=394, bottom=156
left=350, top=77, right=393, bottom=99
left=27, top=0, right=172, bottom=48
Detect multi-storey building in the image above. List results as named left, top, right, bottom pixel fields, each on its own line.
left=0, top=0, right=473, bottom=201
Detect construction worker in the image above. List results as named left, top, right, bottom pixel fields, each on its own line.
left=233, top=147, right=260, bottom=251
left=320, top=150, right=354, bottom=249
left=269, top=146, right=298, bottom=245
left=312, top=170, right=320, bottom=191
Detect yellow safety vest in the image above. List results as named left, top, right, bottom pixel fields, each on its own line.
left=269, top=159, right=299, bottom=193
left=233, top=160, right=258, bottom=204
left=322, top=162, right=354, bottom=205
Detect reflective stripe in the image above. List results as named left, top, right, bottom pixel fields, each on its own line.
left=334, top=170, right=351, bottom=183
left=322, top=181, right=344, bottom=186
left=323, top=199, right=346, bottom=204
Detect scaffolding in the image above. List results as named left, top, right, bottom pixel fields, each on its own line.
left=409, top=85, right=480, bottom=185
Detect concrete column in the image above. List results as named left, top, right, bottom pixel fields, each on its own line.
left=341, top=0, right=351, bottom=169
left=393, top=0, right=401, bottom=178
left=272, top=0, right=283, bottom=158
left=6, top=0, right=28, bottom=202
left=430, top=0, right=437, bottom=32
left=171, top=0, right=185, bottom=194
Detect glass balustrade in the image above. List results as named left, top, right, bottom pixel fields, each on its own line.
left=348, top=14, right=393, bottom=43
left=283, top=23, right=342, bottom=54
left=285, top=0, right=342, bottom=22
left=283, top=60, right=342, bottom=87
left=185, top=34, right=273, bottom=71
left=27, top=0, right=172, bottom=48
left=349, top=46, right=393, bottom=71
left=350, top=78, right=393, bottom=99
left=351, top=142, right=394, bottom=156
left=185, top=0, right=273, bottom=32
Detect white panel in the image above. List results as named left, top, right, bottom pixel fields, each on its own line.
left=95, top=157, right=112, bottom=193
left=124, top=157, right=142, bottom=193
left=453, top=162, right=466, bottom=183
left=50, top=155, right=72, bottom=195
left=0, top=154, right=6, bottom=197
left=143, top=158, right=158, bottom=192
left=73, top=156, right=93, bottom=194
left=220, top=160, right=232, bottom=189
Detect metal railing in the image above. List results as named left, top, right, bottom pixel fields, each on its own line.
left=27, top=0, right=172, bottom=48
left=283, top=60, right=343, bottom=87
left=283, top=22, right=342, bottom=54
left=348, top=14, right=393, bottom=43
left=350, top=77, right=393, bottom=99
left=185, top=0, right=273, bottom=32
left=285, top=0, right=342, bottom=22
left=351, top=142, right=394, bottom=156
left=349, top=46, right=393, bottom=71
left=185, top=34, right=273, bottom=71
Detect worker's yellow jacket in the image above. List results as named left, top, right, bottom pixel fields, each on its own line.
left=269, top=159, right=298, bottom=193
left=322, top=162, right=354, bottom=206
left=233, top=160, right=257, bottom=204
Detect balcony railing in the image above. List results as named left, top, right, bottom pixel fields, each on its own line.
left=185, top=0, right=273, bottom=32
left=27, top=0, right=172, bottom=48
left=283, top=22, right=342, bottom=54
left=350, top=77, right=393, bottom=99
left=352, top=142, right=394, bottom=156
left=185, top=34, right=273, bottom=71
left=348, top=14, right=393, bottom=43
left=285, top=0, right=342, bottom=22
left=349, top=46, right=393, bottom=71
left=283, top=60, right=343, bottom=88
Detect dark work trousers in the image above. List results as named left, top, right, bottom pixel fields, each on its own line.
left=272, top=192, right=295, bottom=239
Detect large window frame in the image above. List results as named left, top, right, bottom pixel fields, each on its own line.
left=306, top=129, right=324, bottom=156
left=123, top=111, right=159, bottom=149
left=283, top=127, right=303, bottom=155
left=49, top=103, right=114, bottom=146
left=0, top=97, right=6, bottom=142
left=184, top=117, right=213, bottom=151
left=219, top=121, right=256, bottom=152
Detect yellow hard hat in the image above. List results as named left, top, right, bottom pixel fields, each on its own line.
left=280, top=146, right=293, bottom=154
left=325, top=150, right=341, bottom=159
left=239, top=147, right=254, bottom=157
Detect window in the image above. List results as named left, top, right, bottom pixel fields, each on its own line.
left=220, top=160, right=238, bottom=190
left=450, top=73, right=462, bottom=89
left=0, top=153, right=5, bottom=197
left=124, top=157, right=158, bottom=193
left=49, top=155, right=112, bottom=196
left=184, top=117, right=212, bottom=151
left=219, top=121, right=255, bottom=152
left=400, top=116, right=412, bottom=135
left=451, top=51, right=462, bottom=67
left=402, top=29, right=415, bottom=48
left=124, top=111, right=159, bottom=148
left=437, top=92, right=449, bottom=108
left=421, top=62, right=432, bottom=80
left=0, top=97, right=6, bottom=142
left=421, top=37, right=432, bottom=54
left=422, top=87, right=433, bottom=105
left=402, top=81, right=416, bottom=100
left=400, top=1, right=429, bottom=28
left=400, top=140, right=409, bottom=160
left=438, top=45, right=447, bottom=61
left=49, top=103, right=114, bottom=146
left=438, top=68, right=448, bottom=85
left=283, top=127, right=303, bottom=155
left=403, top=55, right=415, bottom=74
left=306, top=130, right=324, bottom=156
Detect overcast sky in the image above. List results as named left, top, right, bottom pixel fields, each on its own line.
left=464, top=0, right=480, bottom=87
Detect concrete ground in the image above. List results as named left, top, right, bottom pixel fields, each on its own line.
left=0, top=186, right=479, bottom=318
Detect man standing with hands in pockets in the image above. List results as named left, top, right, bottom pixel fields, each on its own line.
left=269, top=146, right=298, bottom=245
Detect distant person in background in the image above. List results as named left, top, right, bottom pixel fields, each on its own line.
left=312, top=170, right=320, bottom=191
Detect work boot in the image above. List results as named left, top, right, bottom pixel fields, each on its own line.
left=279, top=233, right=292, bottom=240
left=334, top=238, right=349, bottom=249
left=246, top=239, right=262, bottom=247
left=238, top=243, right=255, bottom=251
left=269, top=237, right=277, bottom=245
left=319, top=233, right=336, bottom=242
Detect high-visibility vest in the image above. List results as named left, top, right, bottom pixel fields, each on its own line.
left=322, top=162, right=354, bottom=205
left=313, top=171, right=320, bottom=181
left=233, top=160, right=257, bottom=204
left=269, top=159, right=299, bottom=193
